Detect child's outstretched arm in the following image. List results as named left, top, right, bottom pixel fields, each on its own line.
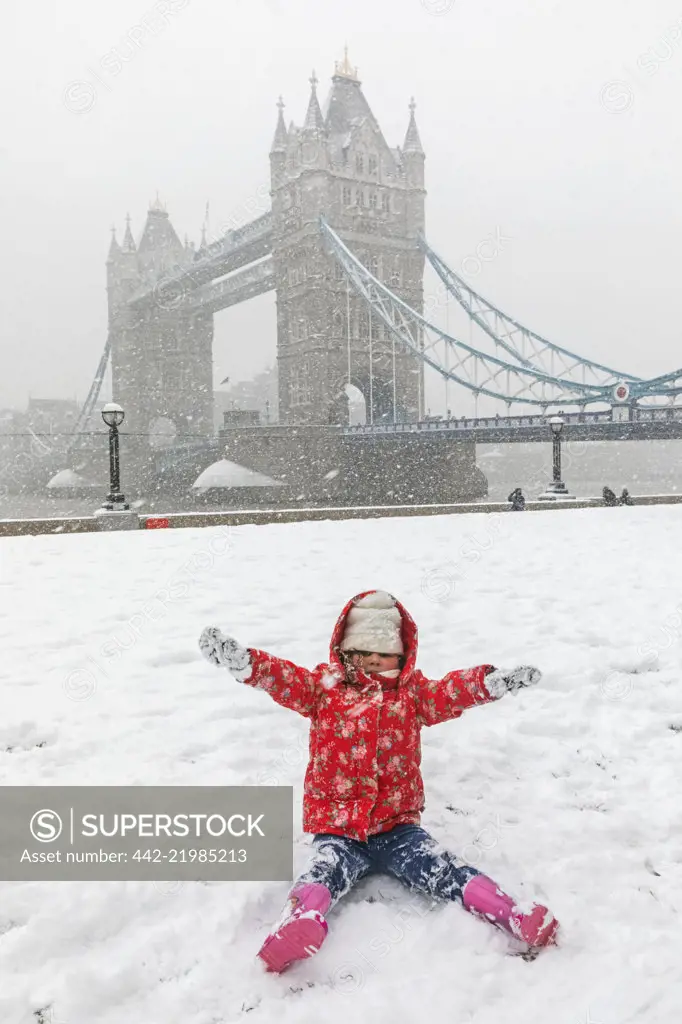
left=198, top=627, right=322, bottom=719
left=413, top=663, right=541, bottom=726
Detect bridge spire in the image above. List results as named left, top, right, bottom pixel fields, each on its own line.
left=138, top=197, right=183, bottom=265
left=334, top=45, right=360, bottom=82
left=122, top=212, right=136, bottom=253
left=270, top=95, right=288, bottom=153
left=403, top=97, right=424, bottom=155
left=303, top=70, right=325, bottom=132
left=107, top=225, right=120, bottom=262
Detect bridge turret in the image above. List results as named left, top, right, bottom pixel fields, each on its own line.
left=301, top=72, right=330, bottom=180
left=107, top=197, right=214, bottom=455
left=106, top=216, right=141, bottom=324
left=121, top=213, right=136, bottom=253
left=402, top=98, right=426, bottom=238
left=137, top=195, right=186, bottom=279
left=106, top=227, right=123, bottom=324
left=269, top=96, right=288, bottom=187
left=403, top=98, right=425, bottom=175
left=303, top=71, right=326, bottom=133
left=107, top=226, right=121, bottom=262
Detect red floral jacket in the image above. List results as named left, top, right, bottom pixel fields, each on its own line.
left=241, top=591, right=499, bottom=842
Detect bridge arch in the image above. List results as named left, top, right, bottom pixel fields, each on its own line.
left=327, top=374, right=409, bottom=426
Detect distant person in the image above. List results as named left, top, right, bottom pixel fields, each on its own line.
left=199, top=589, right=559, bottom=974
left=508, top=487, right=526, bottom=511
left=618, top=488, right=634, bottom=506
left=602, top=487, right=618, bottom=507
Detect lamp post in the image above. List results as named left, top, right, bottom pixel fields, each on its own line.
left=101, top=403, right=129, bottom=510
left=539, top=415, right=572, bottom=500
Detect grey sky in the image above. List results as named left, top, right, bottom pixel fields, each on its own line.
left=3, top=0, right=682, bottom=413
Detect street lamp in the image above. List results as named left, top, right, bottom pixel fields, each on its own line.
left=539, top=415, right=572, bottom=500
left=101, top=402, right=129, bottom=510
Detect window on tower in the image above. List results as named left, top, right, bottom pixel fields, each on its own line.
left=369, top=191, right=378, bottom=210
left=290, top=372, right=300, bottom=406
left=291, top=317, right=307, bottom=340
left=162, top=334, right=180, bottom=353
left=369, top=156, right=378, bottom=175
left=342, top=185, right=352, bottom=206
left=290, top=363, right=313, bottom=407
left=381, top=193, right=391, bottom=213
left=356, top=154, right=365, bottom=174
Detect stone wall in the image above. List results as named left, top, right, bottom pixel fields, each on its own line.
left=220, top=426, right=487, bottom=505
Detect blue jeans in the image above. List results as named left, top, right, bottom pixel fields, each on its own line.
left=296, top=824, right=481, bottom=909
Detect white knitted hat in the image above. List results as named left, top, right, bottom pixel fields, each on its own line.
left=340, top=591, right=404, bottom=655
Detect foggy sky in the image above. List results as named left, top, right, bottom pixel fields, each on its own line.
left=3, top=0, right=682, bottom=414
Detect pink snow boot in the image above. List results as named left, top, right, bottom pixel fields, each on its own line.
left=462, top=875, right=559, bottom=948
left=257, top=883, right=332, bottom=974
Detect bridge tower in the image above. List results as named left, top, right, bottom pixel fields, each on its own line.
left=270, top=52, right=426, bottom=425
left=106, top=199, right=214, bottom=447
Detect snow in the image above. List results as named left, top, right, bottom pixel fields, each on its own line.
left=192, top=459, right=284, bottom=491
left=1, top=505, right=682, bottom=1024
left=46, top=469, right=89, bottom=489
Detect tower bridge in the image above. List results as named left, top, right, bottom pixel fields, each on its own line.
left=57, top=51, right=682, bottom=505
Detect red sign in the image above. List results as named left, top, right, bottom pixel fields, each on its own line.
left=145, top=518, right=170, bottom=530
left=612, top=381, right=630, bottom=403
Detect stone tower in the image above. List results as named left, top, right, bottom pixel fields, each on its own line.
left=106, top=199, right=214, bottom=447
left=270, top=52, right=426, bottom=425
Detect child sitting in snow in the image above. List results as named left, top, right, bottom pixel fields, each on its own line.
left=199, top=590, right=559, bottom=973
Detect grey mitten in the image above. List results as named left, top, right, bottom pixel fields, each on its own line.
left=484, top=665, right=542, bottom=698
left=198, top=627, right=252, bottom=682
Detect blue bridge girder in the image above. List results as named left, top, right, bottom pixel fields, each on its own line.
left=320, top=218, right=616, bottom=408
left=419, top=235, right=641, bottom=388
left=321, top=217, right=682, bottom=410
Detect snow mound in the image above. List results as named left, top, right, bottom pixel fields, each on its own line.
left=46, top=469, right=89, bottom=489
left=192, top=459, right=284, bottom=491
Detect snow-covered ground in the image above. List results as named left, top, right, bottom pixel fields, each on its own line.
left=1, top=506, right=681, bottom=1024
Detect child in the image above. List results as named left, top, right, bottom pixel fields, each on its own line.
left=199, top=590, right=559, bottom=973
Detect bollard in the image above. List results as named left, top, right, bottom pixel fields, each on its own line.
left=94, top=509, right=140, bottom=531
